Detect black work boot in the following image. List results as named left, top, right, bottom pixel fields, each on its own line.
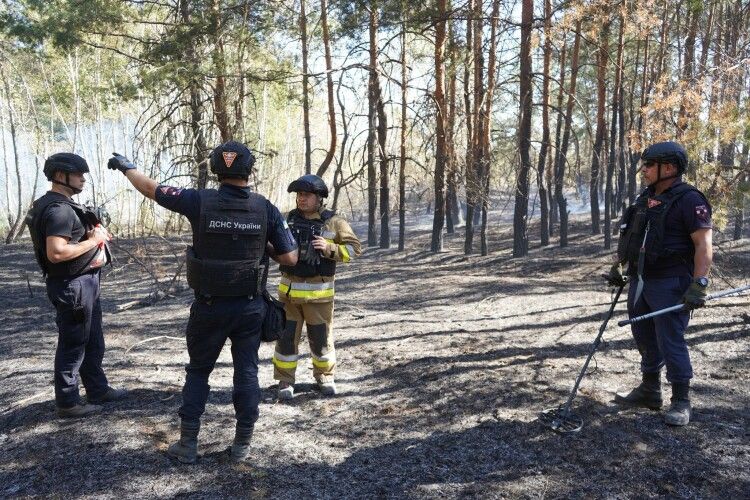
left=229, top=423, right=254, bottom=463
left=167, top=420, right=200, bottom=464
left=614, top=372, right=663, bottom=410
left=664, top=382, right=691, bottom=426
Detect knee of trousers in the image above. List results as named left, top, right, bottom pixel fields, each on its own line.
left=275, top=320, right=299, bottom=355
left=307, top=323, right=331, bottom=355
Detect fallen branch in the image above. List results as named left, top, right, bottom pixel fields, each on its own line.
left=2, top=389, right=51, bottom=414
left=125, top=335, right=184, bottom=354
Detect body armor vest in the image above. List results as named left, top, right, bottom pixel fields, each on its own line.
left=279, top=209, right=336, bottom=278
left=26, top=193, right=109, bottom=278
left=617, top=183, right=701, bottom=270
left=186, top=189, right=268, bottom=297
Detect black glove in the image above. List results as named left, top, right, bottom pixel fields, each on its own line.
left=108, top=152, right=137, bottom=175
left=606, top=263, right=628, bottom=287
left=682, top=280, right=708, bottom=309
left=302, top=239, right=321, bottom=266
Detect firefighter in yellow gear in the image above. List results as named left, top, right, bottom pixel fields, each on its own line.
left=273, top=174, right=362, bottom=399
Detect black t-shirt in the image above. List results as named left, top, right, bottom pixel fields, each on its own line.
left=642, top=181, right=712, bottom=278
left=42, top=192, right=86, bottom=243
left=154, top=183, right=297, bottom=255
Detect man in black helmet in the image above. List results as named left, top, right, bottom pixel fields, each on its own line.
left=108, top=141, right=297, bottom=463
left=27, top=153, right=126, bottom=418
left=273, top=174, right=362, bottom=400
left=608, top=141, right=713, bottom=426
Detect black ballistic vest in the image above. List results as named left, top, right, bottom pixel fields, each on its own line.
left=279, top=209, right=336, bottom=278
left=186, top=189, right=268, bottom=297
left=617, top=183, right=700, bottom=270
left=26, top=193, right=110, bottom=278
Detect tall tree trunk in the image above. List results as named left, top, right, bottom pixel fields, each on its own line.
left=398, top=18, right=407, bottom=251
left=555, top=23, right=582, bottom=248
left=480, top=0, right=500, bottom=256
left=734, top=142, right=748, bottom=240
left=316, top=0, right=337, bottom=177
left=181, top=0, right=208, bottom=189
left=431, top=0, right=447, bottom=252
left=377, top=87, right=390, bottom=248
left=604, top=18, right=624, bottom=249
left=513, top=0, right=533, bottom=257
left=677, top=1, right=700, bottom=138
left=445, top=17, right=459, bottom=235
left=550, top=34, right=568, bottom=235
left=1, top=65, right=23, bottom=243
left=300, top=0, right=312, bottom=174
left=537, top=0, right=552, bottom=247
left=367, top=2, right=379, bottom=246
left=590, top=22, right=609, bottom=236
left=210, top=0, right=230, bottom=141
left=466, top=0, right=484, bottom=254
left=463, top=0, right=475, bottom=254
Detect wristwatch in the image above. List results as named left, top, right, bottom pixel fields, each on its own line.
left=695, top=276, right=709, bottom=287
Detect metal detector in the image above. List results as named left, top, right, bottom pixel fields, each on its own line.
left=539, top=284, right=625, bottom=433
left=618, top=283, right=750, bottom=327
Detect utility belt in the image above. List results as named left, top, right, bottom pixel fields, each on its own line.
left=186, top=246, right=264, bottom=298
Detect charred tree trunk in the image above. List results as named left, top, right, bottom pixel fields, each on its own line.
left=398, top=19, right=407, bottom=251
left=554, top=23, right=582, bottom=248
left=430, top=0, right=447, bottom=252
left=537, top=0, right=552, bottom=247
left=367, top=2, right=379, bottom=246
left=590, top=22, right=609, bottom=236
left=605, top=18, right=624, bottom=249
left=480, top=0, right=500, bottom=256
left=463, top=0, right=476, bottom=254
left=445, top=19, right=459, bottom=235
left=513, top=0, right=533, bottom=257
left=377, top=87, right=390, bottom=248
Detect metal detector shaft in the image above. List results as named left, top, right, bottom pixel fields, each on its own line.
left=617, top=283, right=750, bottom=327
left=559, top=285, right=625, bottom=414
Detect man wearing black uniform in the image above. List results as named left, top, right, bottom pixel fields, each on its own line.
left=27, top=153, right=127, bottom=418
left=108, top=142, right=297, bottom=463
left=608, top=141, right=713, bottom=426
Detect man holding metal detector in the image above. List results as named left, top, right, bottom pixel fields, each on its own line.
left=607, top=141, right=712, bottom=427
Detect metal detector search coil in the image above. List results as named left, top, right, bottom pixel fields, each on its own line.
left=539, top=284, right=625, bottom=434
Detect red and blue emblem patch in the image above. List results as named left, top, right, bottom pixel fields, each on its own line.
left=694, top=204, right=709, bottom=221
left=159, top=186, right=183, bottom=197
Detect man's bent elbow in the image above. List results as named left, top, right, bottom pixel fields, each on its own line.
left=277, top=250, right=298, bottom=266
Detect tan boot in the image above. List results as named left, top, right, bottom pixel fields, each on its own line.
left=87, top=387, right=128, bottom=404
left=57, top=403, right=102, bottom=418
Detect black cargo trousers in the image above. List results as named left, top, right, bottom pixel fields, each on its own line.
left=46, top=270, right=109, bottom=408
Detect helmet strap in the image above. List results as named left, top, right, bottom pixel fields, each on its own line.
left=51, top=172, right=83, bottom=195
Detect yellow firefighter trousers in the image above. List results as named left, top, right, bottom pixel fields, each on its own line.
left=273, top=300, right=335, bottom=384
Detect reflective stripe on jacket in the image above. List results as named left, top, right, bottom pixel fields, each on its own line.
left=278, top=277, right=335, bottom=301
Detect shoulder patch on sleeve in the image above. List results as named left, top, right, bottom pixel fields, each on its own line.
left=694, top=204, right=709, bottom=221
left=159, top=186, right=183, bottom=197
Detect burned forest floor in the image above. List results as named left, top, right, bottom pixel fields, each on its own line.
left=1, top=216, right=749, bottom=499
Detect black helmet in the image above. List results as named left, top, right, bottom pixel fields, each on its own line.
left=209, top=140, right=256, bottom=178
left=43, top=153, right=89, bottom=181
left=287, top=174, right=328, bottom=198
left=641, top=141, right=688, bottom=174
